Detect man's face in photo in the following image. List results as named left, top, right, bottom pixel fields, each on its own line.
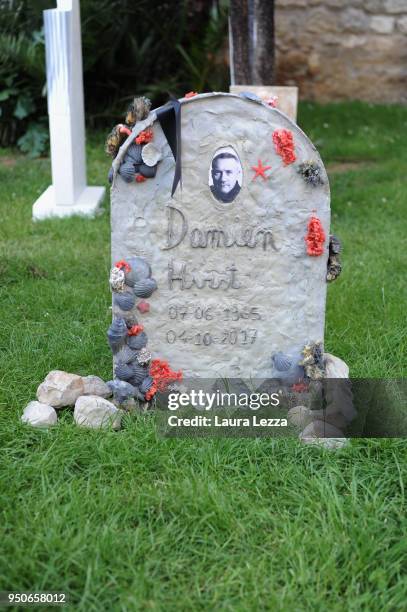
left=212, top=157, right=239, bottom=195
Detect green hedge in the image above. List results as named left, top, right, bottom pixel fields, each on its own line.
left=0, top=0, right=229, bottom=154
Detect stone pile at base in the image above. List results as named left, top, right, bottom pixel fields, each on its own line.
left=21, top=355, right=352, bottom=450
left=21, top=370, right=129, bottom=431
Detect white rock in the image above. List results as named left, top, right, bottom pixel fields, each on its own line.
left=21, top=401, right=58, bottom=428
left=37, top=370, right=84, bottom=408
left=81, top=375, right=112, bottom=398
left=324, top=353, right=349, bottom=379
left=74, top=395, right=122, bottom=429
left=301, top=436, right=350, bottom=451
left=300, top=419, right=349, bottom=450
left=287, top=405, right=312, bottom=428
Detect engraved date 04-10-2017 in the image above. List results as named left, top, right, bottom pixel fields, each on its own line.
left=168, top=305, right=262, bottom=322
left=166, top=328, right=258, bottom=346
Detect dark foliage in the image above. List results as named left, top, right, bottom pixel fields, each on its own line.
left=0, top=0, right=229, bottom=152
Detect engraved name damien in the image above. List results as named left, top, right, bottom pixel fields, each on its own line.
left=162, top=206, right=276, bottom=251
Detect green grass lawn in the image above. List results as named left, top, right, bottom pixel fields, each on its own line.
left=0, top=102, right=406, bottom=611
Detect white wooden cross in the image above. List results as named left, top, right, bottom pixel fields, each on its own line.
left=33, top=0, right=105, bottom=220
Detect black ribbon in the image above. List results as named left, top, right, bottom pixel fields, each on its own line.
left=156, top=97, right=182, bottom=197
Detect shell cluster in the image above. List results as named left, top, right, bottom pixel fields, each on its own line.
left=271, top=351, right=304, bottom=385
left=297, top=160, right=324, bottom=187
left=118, top=144, right=160, bottom=184
left=327, top=234, right=342, bottom=282
left=107, top=256, right=158, bottom=405
left=300, top=342, right=325, bottom=380
left=105, top=96, right=152, bottom=161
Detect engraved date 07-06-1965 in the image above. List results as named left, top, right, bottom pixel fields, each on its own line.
left=168, top=305, right=262, bottom=322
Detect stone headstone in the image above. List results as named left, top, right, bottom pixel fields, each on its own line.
left=110, top=93, right=330, bottom=380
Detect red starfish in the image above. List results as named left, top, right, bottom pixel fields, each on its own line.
left=252, top=159, right=271, bottom=180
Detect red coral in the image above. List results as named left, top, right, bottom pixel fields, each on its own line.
left=184, top=91, right=198, bottom=98
left=147, top=358, right=183, bottom=398
left=119, top=125, right=132, bottom=136
left=145, top=383, right=157, bottom=401
left=114, top=260, right=131, bottom=273
left=272, top=129, right=296, bottom=165
left=137, top=300, right=150, bottom=314
left=292, top=382, right=309, bottom=393
left=305, top=216, right=326, bottom=256
left=127, top=324, right=144, bottom=336
left=135, top=129, right=153, bottom=145
left=135, top=174, right=147, bottom=183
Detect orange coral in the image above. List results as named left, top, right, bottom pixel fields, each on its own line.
left=127, top=324, right=144, bottom=336
left=305, top=216, right=326, bottom=256
left=114, top=260, right=131, bottom=273
left=119, top=125, right=132, bottom=136
left=272, top=129, right=296, bottom=165
left=135, top=129, right=153, bottom=145
left=145, top=383, right=157, bottom=401
left=146, top=359, right=183, bottom=399
left=292, top=382, right=309, bottom=393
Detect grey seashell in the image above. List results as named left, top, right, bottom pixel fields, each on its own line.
left=123, top=313, right=139, bottom=328
left=140, top=376, right=154, bottom=394
left=272, top=352, right=292, bottom=372
left=329, top=234, right=342, bottom=255
left=107, top=318, right=128, bottom=352
left=136, top=347, right=152, bottom=365
left=130, top=386, right=147, bottom=402
left=127, top=331, right=147, bottom=350
left=125, top=144, right=143, bottom=164
left=141, top=142, right=161, bottom=167
left=115, top=362, right=134, bottom=381
left=107, top=379, right=137, bottom=403
left=126, top=257, right=151, bottom=283
left=138, top=163, right=157, bottom=178
left=134, top=278, right=157, bottom=298
left=118, top=161, right=136, bottom=183
left=108, top=166, right=114, bottom=184
left=116, top=345, right=138, bottom=364
left=127, top=364, right=149, bottom=386
left=113, top=291, right=136, bottom=311
left=239, top=91, right=262, bottom=103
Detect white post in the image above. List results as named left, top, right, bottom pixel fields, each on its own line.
left=33, top=0, right=105, bottom=220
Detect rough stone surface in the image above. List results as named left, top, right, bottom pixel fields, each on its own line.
left=397, top=16, right=407, bottom=33
left=275, top=0, right=407, bottom=103
left=21, top=401, right=58, bottom=428
left=111, top=94, right=330, bottom=379
left=37, top=370, right=84, bottom=408
left=82, top=375, right=112, bottom=398
left=324, top=353, right=350, bottom=378
left=74, top=395, right=122, bottom=429
left=370, top=15, right=395, bottom=33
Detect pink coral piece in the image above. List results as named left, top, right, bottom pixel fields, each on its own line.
left=265, top=96, right=278, bottom=108
left=272, top=129, right=296, bottom=165
left=137, top=300, right=150, bottom=314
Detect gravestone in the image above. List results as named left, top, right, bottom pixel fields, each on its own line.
left=109, top=93, right=330, bottom=382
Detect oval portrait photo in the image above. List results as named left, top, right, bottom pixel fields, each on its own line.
left=209, top=146, right=242, bottom=204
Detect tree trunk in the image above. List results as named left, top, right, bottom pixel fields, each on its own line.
left=229, top=0, right=275, bottom=85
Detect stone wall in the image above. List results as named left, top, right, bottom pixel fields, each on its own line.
left=275, top=0, right=407, bottom=103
